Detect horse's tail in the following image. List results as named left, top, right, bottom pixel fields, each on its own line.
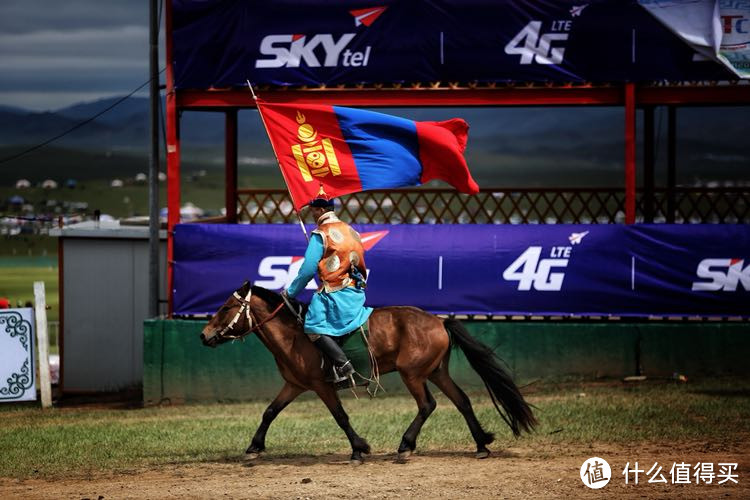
left=444, top=318, right=537, bottom=436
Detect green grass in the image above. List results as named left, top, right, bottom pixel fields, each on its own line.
left=0, top=261, right=59, bottom=354
left=0, top=235, right=56, bottom=259
left=1, top=379, right=748, bottom=478
left=0, top=263, right=58, bottom=322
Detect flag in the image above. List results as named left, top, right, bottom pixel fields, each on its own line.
left=257, top=102, right=479, bottom=210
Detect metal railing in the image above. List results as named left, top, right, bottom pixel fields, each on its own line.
left=643, top=187, right=749, bottom=224
left=235, top=187, right=750, bottom=224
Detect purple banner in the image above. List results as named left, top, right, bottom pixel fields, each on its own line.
left=173, top=224, right=750, bottom=317
left=171, top=0, right=734, bottom=90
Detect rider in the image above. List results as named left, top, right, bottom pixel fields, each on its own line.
left=282, top=187, right=372, bottom=385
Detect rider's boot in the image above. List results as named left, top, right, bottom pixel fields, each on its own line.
left=314, top=335, right=355, bottom=386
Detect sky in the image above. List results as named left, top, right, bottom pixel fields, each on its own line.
left=0, top=1, right=162, bottom=112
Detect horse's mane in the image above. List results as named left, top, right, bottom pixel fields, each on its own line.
left=251, top=285, right=309, bottom=316
left=250, top=285, right=283, bottom=306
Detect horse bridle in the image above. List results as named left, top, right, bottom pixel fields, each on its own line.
left=215, top=288, right=285, bottom=341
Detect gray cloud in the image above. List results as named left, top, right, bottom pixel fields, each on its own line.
left=0, top=26, right=149, bottom=58
left=0, top=1, right=148, bottom=35
left=0, top=68, right=148, bottom=92
left=0, top=91, right=148, bottom=111
left=0, top=1, right=160, bottom=111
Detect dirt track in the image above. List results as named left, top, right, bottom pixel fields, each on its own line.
left=2, top=441, right=747, bottom=499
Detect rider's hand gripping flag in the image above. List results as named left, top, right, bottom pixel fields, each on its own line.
left=257, top=102, right=480, bottom=210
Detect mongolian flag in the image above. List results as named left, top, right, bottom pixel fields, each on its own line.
left=257, top=102, right=479, bottom=210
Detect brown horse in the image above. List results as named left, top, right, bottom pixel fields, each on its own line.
left=200, top=282, right=536, bottom=464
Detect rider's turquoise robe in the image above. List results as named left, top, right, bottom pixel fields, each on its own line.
left=286, top=233, right=373, bottom=336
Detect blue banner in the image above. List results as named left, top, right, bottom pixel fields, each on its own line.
left=172, top=0, right=734, bottom=89
left=173, top=224, right=750, bottom=317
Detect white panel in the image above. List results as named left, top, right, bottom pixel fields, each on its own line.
left=0, top=308, right=37, bottom=402
left=62, top=238, right=167, bottom=392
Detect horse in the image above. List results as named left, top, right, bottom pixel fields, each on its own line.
left=200, top=282, right=536, bottom=464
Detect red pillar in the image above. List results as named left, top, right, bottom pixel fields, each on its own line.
left=624, top=83, right=636, bottom=224
left=225, top=109, right=238, bottom=223
left=165, top=0, right=180, bottom=315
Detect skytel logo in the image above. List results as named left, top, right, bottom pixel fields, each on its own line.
left=255, top=34, right=371, bottom=68
left=254, top=256, right=319, bottom=290
left=691, top=258, right=750, bottom=291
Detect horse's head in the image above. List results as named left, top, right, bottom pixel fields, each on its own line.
left=200, top=281, right=253, bottom=348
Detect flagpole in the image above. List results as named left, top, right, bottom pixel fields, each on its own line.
left=247, top=80, right=309, bottom=242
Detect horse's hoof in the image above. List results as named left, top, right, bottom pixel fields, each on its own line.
left=475, top=449, right=490, bottom=459
left=397, top=450, right=412, bottom=461
left=350, top=458, right=363, bottom=466
left=243, top=452, right=261, bottom=461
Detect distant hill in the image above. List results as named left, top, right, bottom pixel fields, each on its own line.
left=6, top=95, right=748, bottom=150
left=0, top=107, right=143, bottom=152
left=0, top=96, right=747, bottom=188
left=0, top=96, right=268, bottom=152
left=0, top=105, right=29, bottom=114
left=55, top=97, right=147, bottom=125
left=51, top=96, right=270, bottom=149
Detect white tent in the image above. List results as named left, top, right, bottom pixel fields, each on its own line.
left=180, top=202, right=204, bottom=220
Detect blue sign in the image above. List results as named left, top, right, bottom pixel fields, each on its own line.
left=173, top=223, right=750, bottom=317
left=172, top=0, right=733, bottom=89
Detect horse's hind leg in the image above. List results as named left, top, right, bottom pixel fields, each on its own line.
left=245, top=382, right=304, bottom=460
left=397, top=376, right=437, bottom=460
left=314, top=384, right=371, bottom=465
left=429, top=364, right=494, bottom=458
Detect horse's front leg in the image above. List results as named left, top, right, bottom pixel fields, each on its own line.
left=314, top=384, right=371, bottom=465
left=245, top=382, right=304, bottom=460
left=396, top=377, right=436, bottom=460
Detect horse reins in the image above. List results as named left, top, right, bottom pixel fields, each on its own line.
left=216, top=288, right=285, bottom=340
left=281, top=291, right=304, bottom=324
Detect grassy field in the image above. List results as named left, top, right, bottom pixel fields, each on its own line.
left=0, top=235, right=56, bottom=259
left=1, top=167, right=284, bottom=219
left=1, top=378, right=748, bottom=479
left=2, top=175, right=223, bottom=219
left=0, top=260, right=58, bottom=322
left=0, top=257, right=59, bottom=356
